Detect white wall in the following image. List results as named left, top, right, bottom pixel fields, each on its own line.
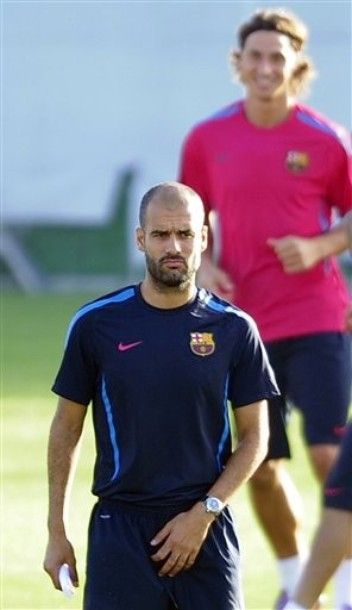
left=3, top=1, right=351, bottom=230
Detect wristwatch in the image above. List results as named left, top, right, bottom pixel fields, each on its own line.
left=202, top=496, right=225, bottom=517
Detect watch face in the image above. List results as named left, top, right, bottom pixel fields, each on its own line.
left=208, top=498, right=220, bottom=511
left=205, top=497, right=223, bottom=513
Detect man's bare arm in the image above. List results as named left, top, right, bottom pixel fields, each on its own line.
left=43, top=397, right=87, bottom=590
left=206, top=398, right=270, bottom=502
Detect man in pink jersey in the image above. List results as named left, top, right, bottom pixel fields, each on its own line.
left=179, top=8, right=352, bottom=610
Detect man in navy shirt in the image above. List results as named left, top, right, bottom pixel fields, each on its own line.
left=44, top=181, right=279, bottom=610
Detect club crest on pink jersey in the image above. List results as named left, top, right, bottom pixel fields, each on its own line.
left=285, top=151, right=310, bottom=173
left=190, top=332, right=215, bottom=356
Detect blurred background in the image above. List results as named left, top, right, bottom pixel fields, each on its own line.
left=1, top=3, right=351, bottom=609
left=2, top=0, right=351, bottom=292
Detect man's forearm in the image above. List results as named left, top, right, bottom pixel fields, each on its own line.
left=313, top=211, right=352, bottom=261
left=47, top=405, right=84, bottom=536
left=342, top=210, right=352, bottom=249
left=44, top=399, right=86, bottom=588
left=206, top=401, right=269, bottom=505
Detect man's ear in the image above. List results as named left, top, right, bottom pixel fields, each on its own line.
left=136, top=227, right=145, bottom=252
left=230, top=49, right=242, bottom=80
left=201, top=225, right=208, bottom=252
left=231, top=49, right=241, bottom=66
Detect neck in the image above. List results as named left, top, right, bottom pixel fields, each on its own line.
left=140, top=276, right=197, bottom=309
left=243, top=96, right=295, bottom=127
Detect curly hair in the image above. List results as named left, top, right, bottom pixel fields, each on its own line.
left=230, top=8, right=316, bottom=96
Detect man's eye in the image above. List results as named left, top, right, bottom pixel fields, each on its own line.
left=272, top=54, right=284, bottom=64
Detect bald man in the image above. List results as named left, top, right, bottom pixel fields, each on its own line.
left=44, top=182, right=279, bottom=610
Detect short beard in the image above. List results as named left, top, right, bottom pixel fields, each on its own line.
left=145, top=253, right=192, bottom=291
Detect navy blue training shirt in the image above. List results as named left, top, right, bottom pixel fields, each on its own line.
left=52, top=284, right=279, bottom=507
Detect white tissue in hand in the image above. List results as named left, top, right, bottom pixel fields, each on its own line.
left=59, top=563, right=74, bottom=598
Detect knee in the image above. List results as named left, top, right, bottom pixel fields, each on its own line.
left=309, top=445, right=339, bottom=482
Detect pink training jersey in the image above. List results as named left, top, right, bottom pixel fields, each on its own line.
left=180, top=101, right=352, bottom=342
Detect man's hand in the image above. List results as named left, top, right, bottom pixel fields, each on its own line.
left=267, top=236, right=322, bottom=273
left=43, top=535, right=79, bottom=591
left=197, top=258, right=235, bottom=301
left=150, top=503, right=214, bottom=577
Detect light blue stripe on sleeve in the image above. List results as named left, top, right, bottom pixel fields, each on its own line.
left=203, top=293, right=256, bottom=326
left=203, top=292, right=236, bottom=314
left=101, top=375, right=120, bottom=482
left=216, top=375, right=231, bottom=472
left=209, top=102, right=241, bottom=121
left=65, top=287, right=135, bottom=347
left=296, top=110, right=339, bottom=139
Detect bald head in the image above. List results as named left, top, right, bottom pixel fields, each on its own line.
left=139, top=181, right=205, bottom=228
left=136, top=181, right=208, bottom=296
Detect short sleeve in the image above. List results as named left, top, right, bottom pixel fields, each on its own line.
left=229, top=315, right=280, bottom=408
left=52, top=313, right=97, bottom=406
left=326, top=129, right=352, bottom=215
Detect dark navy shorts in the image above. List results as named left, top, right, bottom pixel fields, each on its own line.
left=324, top=422, right=352, bottom=511
left=264, top=332, right=351, bottom=459
left=83, top=499, right=243, bottom=610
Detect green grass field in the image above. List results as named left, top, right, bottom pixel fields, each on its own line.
left=1, top=293, right=334, bottom=609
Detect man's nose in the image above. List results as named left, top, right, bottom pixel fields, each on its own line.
left=257, top=58, right=272, bottom=74
left=166, top=235, right=182, bottom=253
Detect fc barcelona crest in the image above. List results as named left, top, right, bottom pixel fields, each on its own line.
left=190, top=332, right=215, bottom=357
left=285, top=150, right=310, bottom=173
